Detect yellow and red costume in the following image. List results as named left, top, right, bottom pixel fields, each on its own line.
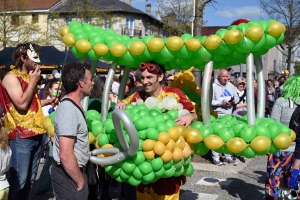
left=2, top=69, right=45, bottom=139
left=122, top=86, right=195, bottom=199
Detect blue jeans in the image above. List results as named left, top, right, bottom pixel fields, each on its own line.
left=8, top=133, right=44, bottom=200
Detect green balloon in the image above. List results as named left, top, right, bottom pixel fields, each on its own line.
left=162, top=167, right=175, bottom=178
left=252, top=35, right=266, bottom=51
left=149, top=109, right=162, bottom=117
left=255, top=124, right=271, bottom=138
left=231, top=121, right=247, bottom=137
left=183, top=164, right=194, bottom=177
left=142, top=47, right=157, bottom=61
left=70, top=27, right=85, bottom=35
left=240, top=146, right=256, bottom=158
left=120, top=170, right=131, bottom=180
left=163, top=160, right=173, bottom=170
left=240, top=125, right=256, bottom=143
left=236, top=23, right=249, bottom=34
left=275, top=33, right=284, bottom=45
left=132, top=167, right=143, bottom=180
left=156, top=46, right=175, bottom=63
left=227, top=25, right=237, bottom=30
left=153, top=115, right=165, bottom=124
left=146, top=128, right=159, bottom=140
left=211, top=50, right=225, bottom=62
left=181, top=33, right=193, bottom=42
left=106, top=166, right=121, bottom=177
left=142, top=171, right=155, bottom=183
left=98, top=134, right=109, bottom=146
left=71, top=46, right=87, bottom=58
left=157, top=123, right=169, bottom=133
left=199, top=125, right=212, bottom=139
left=91, top=121, right=103, bottom=136
left=128, top=176, right=141, bottom=186
left=102, top=52, right=118, bottom=62
left=217, top=127, right=234, bottom=142
left=154, top=167, right=165, bottom=178
left=215, top=29, right=228, bottom=38
left=138, top=130, right=147, bottom=140
left=211, top=121, right=226, bottom=135
left=123, top=161, right=136, bottom=174
left=196, top=46, right=212, bottom=62
left=215, top=144, right=232, bottom=154
left=162, top=113, right=172, bottom=121
left=191, top=121, right=203, bottom=130
left=116, top=175, right=127, bottom=183
left=264, top=34, right=276, bottom=49
left=173, top=159, right=183, bottom=170
left=138, top=139, right=143, bottom=151
left=142, top=35, right=154, bottom=44
left=218, top=41, right=233, bottom=55
left=132, top=151, right=146, bottom=166
left=108, top=132, right=118, bottom=143
left=268, top=122, right=282, bottom=140
left=113, top=141, right=122, bottom=149
left=174, top=167, right=184, bottom=177
left=176, top=45, right=195, bottom=59
left=75, top=32, right=88, bottom=42
left=87, top=49, right=101, bottom=60
left=138, top=162, right=153, bottom=175
left=193, top=142, right=209, bottom=156
left=49, top=112, right=55, bottom=124
left=134, top=119, right=148, bottom=131
left=237, top=37, right=254, bottom=53
left=259, top=20, right=270, bottom=32
left=151, top=157, right=163, bottom=171
left=268, top=143, right=280, bottom=154
left=165, top=120, right=176, bottom=129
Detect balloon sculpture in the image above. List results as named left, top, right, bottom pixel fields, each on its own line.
left=41, top=19, right=295, bottom=186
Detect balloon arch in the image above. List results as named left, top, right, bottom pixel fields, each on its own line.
left=42, top=19, right=294, bottom=186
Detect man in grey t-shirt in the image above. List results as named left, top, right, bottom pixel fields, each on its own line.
left=51, top=62, right=94, bottom=200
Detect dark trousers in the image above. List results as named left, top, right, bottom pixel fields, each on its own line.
left=51, top=161, right=89, bottom=200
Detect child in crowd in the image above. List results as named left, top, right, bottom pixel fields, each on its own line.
left=0, top=106, right=11, bottom=200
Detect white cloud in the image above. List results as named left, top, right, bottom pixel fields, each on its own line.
left=215, top=6, right=265, bottom=19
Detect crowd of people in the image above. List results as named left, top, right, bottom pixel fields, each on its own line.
left=0, top=41, right=299, bottom=200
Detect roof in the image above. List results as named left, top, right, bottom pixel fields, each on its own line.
left=0, top=46, right=110, bottom=69
left=0, top=0, right=60, bottom=11
left=51, top=0, right=145, bottom=15
left=202, top=26, right=228, bottom=36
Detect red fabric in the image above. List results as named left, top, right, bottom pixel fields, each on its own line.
left=136, top=176, right=186, bottom=195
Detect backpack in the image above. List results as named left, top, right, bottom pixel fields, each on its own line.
left=289, top=102, right=300, bottom=135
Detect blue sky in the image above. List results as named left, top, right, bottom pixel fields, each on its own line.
left=131, top=0, right=267, bottom=26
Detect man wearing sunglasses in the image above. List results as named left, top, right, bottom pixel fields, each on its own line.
left=1, top=42, right=57, bottom=200
left=116, top=61, right=198, bottom=199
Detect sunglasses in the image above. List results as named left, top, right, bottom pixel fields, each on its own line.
left=239, top=82, right=245, bottom=85
left=139, top=63, right=160, bottom=74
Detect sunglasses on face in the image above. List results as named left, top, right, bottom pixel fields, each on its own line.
left=239, top=82, right=245, bottom=85
left=139, top=63, right=160, bottom=74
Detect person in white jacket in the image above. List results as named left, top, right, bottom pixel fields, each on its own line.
left=211, top=69, right=239, bottom=165
left=0, top=106, right=11, bottom=200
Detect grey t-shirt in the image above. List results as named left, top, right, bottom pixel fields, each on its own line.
left=53, top=99, right=89, bottom=167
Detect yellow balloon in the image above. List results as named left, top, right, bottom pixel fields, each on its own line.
left=284, top=70, right=289, bottom=75
left=204, top=35, right=222, bottom=50
left=268, top=21, right=286, bottom=37
left=175, top=125, right=187, bottom=137
left=226, top=137, right=247, bottom=153
left=170, top=81, right=180, bottom=88
left=88, top=132, right=95, bottom=144
left=245, top=25, right=264, bottom=41
left=129, top=41, right=146, bottom=55
left=47, top=125, right=55, bottom=137
left=42, top=118, right=52, bottom=130
left=94, top=44, right=109, bottom=55
left=147, top=38, right=165, bottom=52
left=184, top=127, right=203, bottom=144
left=182, top=71, right=194, bottom=81
left=182, top=142, right=192, bottom=158
left=166, top=36, right=184, bottom=51
left=183, top=66, right=195, bottom=72
left=204, top=135, right=224, bottom=150
left=60, top=26, right=70, bottom=37
left=63, top=33, right=75, bottom=47
left=185, top=39, right=202, bottom=51
left=110, top=43, right=127, bottom=57
left=291, top=130, right=296, bottom=142
left=249, top=136, right=271, bottom=152
left=174, top=136, right=186, bottom=150
left=223, top=30, right=244, bottom=44
left=174, top=72, right=183, bottom=81
left=75, top=39, right=92, bottom=53
left=273, top=133, right=292, bottom=149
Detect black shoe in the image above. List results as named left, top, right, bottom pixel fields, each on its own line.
left=238, top=156, right=246, bottom=163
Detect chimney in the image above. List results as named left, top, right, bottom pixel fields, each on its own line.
left=123, top=0, right=131, bottom=5
left=146, top=3, right=151, bottom=15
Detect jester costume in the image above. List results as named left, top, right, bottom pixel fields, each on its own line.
left=122, top=86, right=195, bottom=199
left=2, top=69, right=45, bottom=139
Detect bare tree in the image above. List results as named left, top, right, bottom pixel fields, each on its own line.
left=156, top=0, right=194, bottom=36
left=193, top=0, right=217, bottom=87
left=0, top=0, right=43, bottom=48
left=259, top=0, right=300, bottom=73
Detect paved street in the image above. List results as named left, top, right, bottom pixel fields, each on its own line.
left=31, top=155, right=267, bottom=200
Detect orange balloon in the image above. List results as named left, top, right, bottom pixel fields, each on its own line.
left=143, top=139, right=156, bottom=151
left=143, top=150, right=155, bottom=160
left=160, top=150, right=173, bottom=162
left=153, top=141, right=166, bottom=156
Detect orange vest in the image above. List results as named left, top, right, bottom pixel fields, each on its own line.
left=2, top=69, right=45, bottom=139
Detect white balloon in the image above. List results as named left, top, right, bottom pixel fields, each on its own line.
left=177, top=103, right=183, bottom=110
left=178, top=109, right=190, bottom=117
left=156, top=101, right=164, bottom=109
left=144, top=97, right=158, bottom=109
left=162, top=96, right=177, bottom=110
left=54, top=73, right=61, bottom=79
left=136, top=98, right=144, bottom=105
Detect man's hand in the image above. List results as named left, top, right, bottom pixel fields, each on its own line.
left=115, top=102, right=127, bottom=110
left=174, top=113, right=194, bottom=127
left=222, top=99, right=233, bottom=106
left=29, top=65, right=41, bottom=86
left=77, top=179, right=85, bottom=191
left=289, top=169, right=300, bottom=189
